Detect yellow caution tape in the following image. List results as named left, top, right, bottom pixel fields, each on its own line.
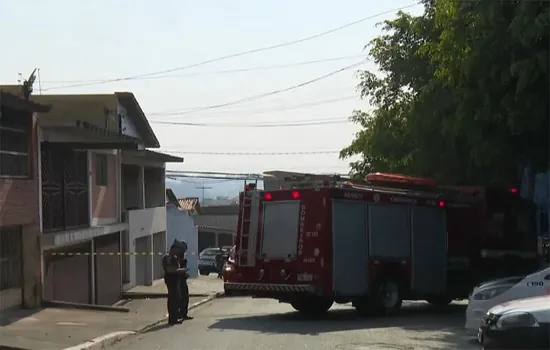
left=48, top=252, right=198, bottom=256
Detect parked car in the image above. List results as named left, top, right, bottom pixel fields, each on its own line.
left=465, top=266, right=550, bottom=334
left=198, top=248, right=224, bottom=276
left=478, top=295, right=550, bottom=349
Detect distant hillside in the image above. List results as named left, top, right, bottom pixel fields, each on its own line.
left=166, top=177, right=262, bottom=206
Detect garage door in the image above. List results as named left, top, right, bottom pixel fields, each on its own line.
left=152, top=232, right=166, bottom=280
left=135, top=236, right=149, bottom=286
left=0, top=226, right=22, bottom=311
left=94, top=232, right=122, bottom=305
left=43, top=242, right=91, bottom=304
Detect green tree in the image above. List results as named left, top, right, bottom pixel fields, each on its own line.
left=341, top=0, right=549, bottom=186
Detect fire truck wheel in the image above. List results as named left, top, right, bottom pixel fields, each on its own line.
left=354, top=279, right=402, bottom=316
left=290, top=297, right=333, bottom=315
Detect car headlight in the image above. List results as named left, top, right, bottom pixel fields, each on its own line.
left=495, top=312, right=540, bottom=329
left=472, top=285, right=512, bottom=300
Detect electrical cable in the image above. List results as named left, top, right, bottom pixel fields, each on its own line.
left=162, top=150, right=340, bottom=155
left=149, top=118, right=348, bottom=127
left=148, top=61, right=366, bottom=116
left=40, top=3, right=419, bottom=91
left=43, top=55, right=365, bottom=85
left=147, top=95, right=358, bottom=117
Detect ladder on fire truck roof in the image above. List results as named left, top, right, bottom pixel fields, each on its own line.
left=237, top=181, right=260, bottom=267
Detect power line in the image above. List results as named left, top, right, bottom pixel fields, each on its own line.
left=149, top=118, right=348, bottom=128
left=148, top=61, right=366, bottom=116
left=42, top=56, right=365, bottom=86
left=148, top=95, right=358, bottom=117
left=40, top=3, right=419, bottom=91
left=162, top=150, right=340, bottom=155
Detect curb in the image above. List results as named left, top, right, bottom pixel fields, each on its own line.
left=63, top=291, right=224, bottom=350
left=121, top=292, right=210, bottom=299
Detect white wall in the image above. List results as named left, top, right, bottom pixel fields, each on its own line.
left=125, top=207, right=167, bottom=288
left=166, top=205, right=199, bottom=278
left=118, top=104, right=141, bottom=140
left=129, top=206, right=166, bottom=238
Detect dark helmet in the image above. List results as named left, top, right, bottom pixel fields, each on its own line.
left=171, top=239, right=188, bottom=252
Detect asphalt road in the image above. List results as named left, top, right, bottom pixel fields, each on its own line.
left=110, top=297, right=481, bottom=350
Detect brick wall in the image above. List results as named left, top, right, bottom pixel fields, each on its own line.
left=0, top=116, right=39, bottom=227
left=0, top=115, right=41, bottom=309
left=91, top=152, right=117, bottom=222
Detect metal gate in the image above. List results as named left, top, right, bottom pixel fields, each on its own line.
left=0, top=226, right=22, bottom=311
left=41, top=144, right=89, bottom=232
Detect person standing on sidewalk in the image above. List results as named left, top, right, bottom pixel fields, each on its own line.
left=162, top=240, right=187, bottom=325
left=176, top=240, right=193, bottom=320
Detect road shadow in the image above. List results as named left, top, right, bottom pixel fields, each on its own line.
left=209, top=302, right=477, bottom=349
left=0, top=308, right=42, bottom=327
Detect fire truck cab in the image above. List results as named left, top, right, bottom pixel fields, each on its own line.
left=224, top=171, right=540, bottom=315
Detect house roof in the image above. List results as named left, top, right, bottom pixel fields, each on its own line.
left=165, top=189, right=202, bottom=214
left=0, top=85, right=51, bottom=112
left=31, top=93, right=159, bottom=147
left=115, top=92, right=159, bottom=148
left=178, top=197, right=201, bottom=213
left=122, top=149, right=183, bottom=163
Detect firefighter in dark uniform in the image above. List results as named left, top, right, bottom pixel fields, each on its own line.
left=176, top=240, right=193, bottom=320
left=162, top=240, right=187, bottom=324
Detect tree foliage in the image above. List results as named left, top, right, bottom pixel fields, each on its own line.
left=341, top=0, right=549, bottom=186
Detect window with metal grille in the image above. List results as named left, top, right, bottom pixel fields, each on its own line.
left=95, top=153, right=108, bottom=186
left=0, top=106, right=31, bottom=177
left=0, top=226, right=22, bottom=291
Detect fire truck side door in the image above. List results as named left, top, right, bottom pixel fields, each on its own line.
left=332, top=200, right=368, bottom=296
left=411, top=206, right=447, bottom=294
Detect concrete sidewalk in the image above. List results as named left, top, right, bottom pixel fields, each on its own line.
left=123, top=274, right=224, bottom=298
left=0, top=276, right=224, bottom=350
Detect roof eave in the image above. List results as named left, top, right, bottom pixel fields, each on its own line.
left=115, top=92, right=160, bottom=148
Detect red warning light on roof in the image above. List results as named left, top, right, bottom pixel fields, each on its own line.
left=438, top=200, right=445, bottom=208
left=291, top=191, right=300, bottom=199
left=510, top=188, right=518, bottom=194
left=264, top=193, right=273, bottom=200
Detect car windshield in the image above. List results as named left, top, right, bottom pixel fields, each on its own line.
left=200, top=248, right=219, bottom=256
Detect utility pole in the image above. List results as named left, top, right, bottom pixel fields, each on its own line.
left=195, top=183, right=213, bottom=205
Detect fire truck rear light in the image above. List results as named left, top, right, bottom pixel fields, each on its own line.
left=438, top=200, right=445, bottom=208
left=264, top=193, right=273, bottom=200
left=510, top=188, right=518, bottom=193
left=291, top=190, right=300, bottom=199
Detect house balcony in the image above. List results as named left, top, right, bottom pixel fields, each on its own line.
left=126, top=206, right=166, bottom=239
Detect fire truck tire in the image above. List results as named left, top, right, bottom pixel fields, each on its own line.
left=355, top=279, right=402, bottom=316
left=290, top=297, right=333, bottom=314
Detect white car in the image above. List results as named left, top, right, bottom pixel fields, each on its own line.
left=478, top=295, right=550, bottom=349
left=465, top=266, right=550, bottom=334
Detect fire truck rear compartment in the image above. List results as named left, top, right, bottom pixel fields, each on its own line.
left=331, top=199, right=447, bottom=300
left=261, top=200, right=300, bottom=259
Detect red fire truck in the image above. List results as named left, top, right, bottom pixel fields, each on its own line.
left=224, top=172, right=540, bottom=315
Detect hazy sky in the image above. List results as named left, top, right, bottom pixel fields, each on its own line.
left=0, top=0, right=422, bottom=175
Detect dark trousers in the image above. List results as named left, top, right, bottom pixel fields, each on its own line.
left=179, top=278, right=189, bottom=317
left=165, top=278, right=180, bottom=322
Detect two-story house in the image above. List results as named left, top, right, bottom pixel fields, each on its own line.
left=0, top=84, right=51, bottom=311
left=32, top=92, right=182, bottom=306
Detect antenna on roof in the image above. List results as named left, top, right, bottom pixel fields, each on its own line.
left=21, top=68, right=37, bottom=99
